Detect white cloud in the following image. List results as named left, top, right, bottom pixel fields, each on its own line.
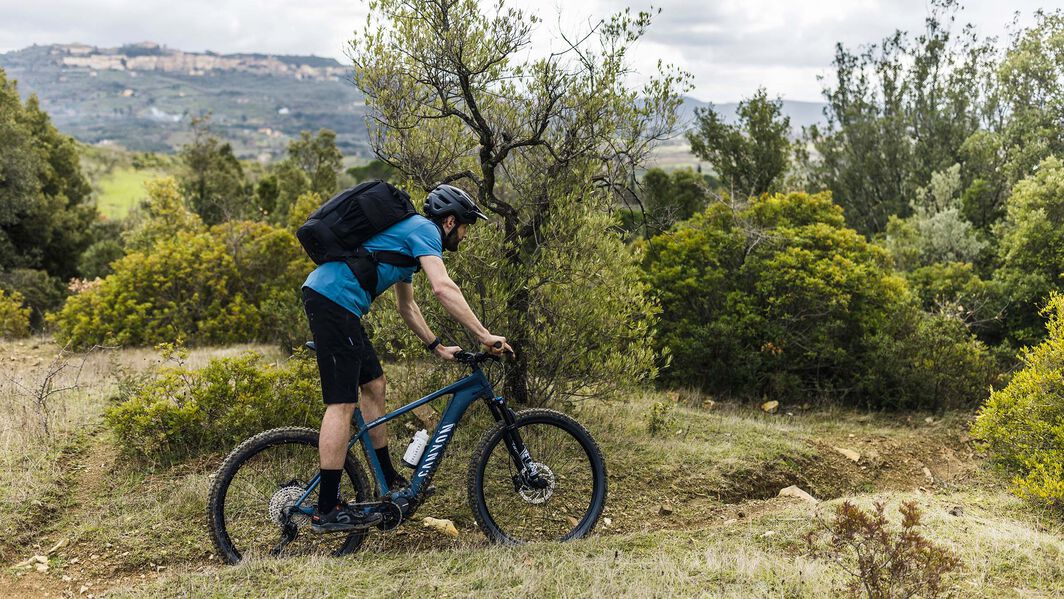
left=0, top=0, right=1051, bottom=102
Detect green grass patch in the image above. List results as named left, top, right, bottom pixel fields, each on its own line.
left=95, top=168, right=163, bottom=219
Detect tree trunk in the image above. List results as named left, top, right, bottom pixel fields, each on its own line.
left=501, top=216, right=532, bottom=404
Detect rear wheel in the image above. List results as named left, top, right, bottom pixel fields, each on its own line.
left=207, top=427, right=372, bottom=564
left=467, top=409, right=607, bottom=544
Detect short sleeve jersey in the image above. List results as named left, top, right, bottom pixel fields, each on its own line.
left=302, top=214, right=443, bottom=317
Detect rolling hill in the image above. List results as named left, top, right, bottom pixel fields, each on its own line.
left=0, top=42, right=826, bottom=164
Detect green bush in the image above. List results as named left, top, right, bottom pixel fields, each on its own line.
left=644, top=191, right=994, bottom=408
left=106, top=349, right=321, bottom=464
left=0, top=268, right=67, bottom=330
left=52, top=220, right=310, bottom=349
left=862, top=305, right=996, bottom=411
left=0, top=289, right=31, bottom=338
left=972, top=294, right=1064, bottom=509
left=994, top=156, right=1064, bottom=347
left=78, top=219, right=128, bottom=279
left=644, top=191, right=905, bottom=402
left=905, top=262, right=1007, bottom=345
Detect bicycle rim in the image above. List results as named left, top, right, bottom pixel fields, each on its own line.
left=475, top=415, right=604, bottom=543
left=215, top=435, right=365, bottom=560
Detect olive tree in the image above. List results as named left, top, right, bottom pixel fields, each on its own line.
left=351, top=0, right=689, bottom=404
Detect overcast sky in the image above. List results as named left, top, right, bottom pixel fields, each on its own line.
left=0, top=0, right=1050, bottom=102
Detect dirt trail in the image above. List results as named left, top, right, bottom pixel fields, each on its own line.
left=2, top=416, right=981, bottom=597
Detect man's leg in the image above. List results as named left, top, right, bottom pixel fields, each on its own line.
left=320, top=402, right=357, bottom=470
left=359, top=375, right=388, bottom=449
left=317, top=402, right=356, bottom=512
left=359, top=374, right=403, bottom=487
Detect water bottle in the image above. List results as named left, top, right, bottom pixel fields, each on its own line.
left=402, top=429, right=430, bottom=468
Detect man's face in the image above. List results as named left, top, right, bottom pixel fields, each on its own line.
left=442, top=217, right=469, bottom=251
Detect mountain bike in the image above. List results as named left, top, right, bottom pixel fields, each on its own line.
left=206, top=347, right=608, bottom=564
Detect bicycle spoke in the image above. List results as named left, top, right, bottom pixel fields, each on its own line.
left=478, top=419, right=598, bottom=542
left=219, top=438, right=361, bottom=559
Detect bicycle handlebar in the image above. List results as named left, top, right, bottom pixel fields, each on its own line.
left=454, top=350, right=501, bottom=365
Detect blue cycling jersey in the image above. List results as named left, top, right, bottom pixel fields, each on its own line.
left=302, top=214, right=443, bottom=317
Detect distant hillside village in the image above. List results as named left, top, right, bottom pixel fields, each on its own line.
left=53, top=41, right=348, bottom=81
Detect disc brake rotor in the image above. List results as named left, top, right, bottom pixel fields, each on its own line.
left=517, top=463, right=555, bottom=504
left=268, top=485, right=311, bottom=527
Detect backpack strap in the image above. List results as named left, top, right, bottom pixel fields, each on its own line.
left=343, top=248, right=420, bottom=301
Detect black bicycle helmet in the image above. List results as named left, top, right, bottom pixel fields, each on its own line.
left=423, top=184, right=488, bottom=224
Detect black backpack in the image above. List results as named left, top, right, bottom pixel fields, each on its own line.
left=296, top=180, right=421, bottom=299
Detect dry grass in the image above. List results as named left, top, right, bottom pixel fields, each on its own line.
left=1, top=339, right=1061, bottom=598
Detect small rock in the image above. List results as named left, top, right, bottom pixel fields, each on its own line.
left=778, top=485, right=819, bottom=505
left=761, top=400, right=779, bottom=414
left=924, top=416, right=935, bottom=424
left=567, top=516, right=580, bottom=527
left=603, top=517, right=612, bottom=527
left=47, top=539, right=67, bottom=554
left=949, top=506, right=965, bottom=517
left=761, top=530, right=776, bottom=538
left=79, top=585, right=89, bottom=594
left=61, top=575, right=72, bottom=582
left=922, top=466, right=934, bottom=483
left=658, top=504, right=674, bottom=516
left=422, top=517, right=458, bottom=539
left=833, top=447, right=861, bottom=462
left=723, top=518, right=738, bottom=525
left=35, top=562, right=49, bottom=573
left=737, top=510, right=746, bottom=518
left=34, top=555, right=48, bottom=564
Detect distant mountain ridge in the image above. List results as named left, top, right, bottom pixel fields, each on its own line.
left=52, top=41, right=348, bottom=80
left=0, top=43, right=827, bottom=160
left=0, top=42, right=365, bottom=158
left=679, top=97, right=827, bottom=135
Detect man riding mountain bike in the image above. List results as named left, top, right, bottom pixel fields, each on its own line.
left=301, top=183, right=512, bottom=532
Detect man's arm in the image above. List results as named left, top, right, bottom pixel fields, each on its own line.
left=419, top=255, right=510, bottom=351
left=395, top=281, right=460, bottom=360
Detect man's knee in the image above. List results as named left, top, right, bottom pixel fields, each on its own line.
left=361, top=374, right=386, bottom=402
left=324, top=402, right=358, bottom=418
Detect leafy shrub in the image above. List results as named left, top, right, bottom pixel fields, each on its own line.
left=645, top=191, right=996, bottom=408
left=644, top=192, right=906, bottom=402
left=994, top=156, right=1064, bottom=347
left=0, top=268, right=67, bottom=330
left=645, top=400, right=674, bottom=436
left=77, top=239, right=125, bottom=280
left=0, top=289, right=31, bottom=338
left=78, top=219, right=128, bottom=279
left=972, top=294, right=1064, bottom=509
left=106, top=348, right=321, bottom=464
left=52, top=220, right=310, bottom=349
left=806, top=501, right=961, bottom=599
left=862, top=305, right=996, bottom=411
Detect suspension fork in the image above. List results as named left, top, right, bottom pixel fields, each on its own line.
left=484, top=396, right=538, bottom=475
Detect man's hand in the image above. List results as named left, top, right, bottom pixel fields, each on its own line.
left=434, top=344, right=462, bottom=361
left=480, top=333, right=513, bottom=355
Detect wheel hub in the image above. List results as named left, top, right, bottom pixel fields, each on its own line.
left=517, top=463, right=555, bottom=504
left=268, top=484, right=310, bottom=527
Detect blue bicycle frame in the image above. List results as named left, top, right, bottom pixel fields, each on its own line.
left=293, top=359, right=510, bottom=517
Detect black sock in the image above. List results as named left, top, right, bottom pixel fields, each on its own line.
left=318, top=469, right=342, bottom=513
left=375, top=446, right=399, bottom=484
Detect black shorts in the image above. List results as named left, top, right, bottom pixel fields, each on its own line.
left=302, top=287, right=384, bottom=405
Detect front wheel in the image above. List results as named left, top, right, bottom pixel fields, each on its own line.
left=467, top=408, right=607, bottom=544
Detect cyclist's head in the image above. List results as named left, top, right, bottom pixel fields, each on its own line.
left=423, top=184, right=487, bottom=251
